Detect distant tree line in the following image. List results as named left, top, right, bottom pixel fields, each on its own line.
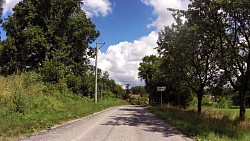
left=139, top=0, right=250, bottom=120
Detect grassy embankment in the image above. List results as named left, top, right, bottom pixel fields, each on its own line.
left=0, top=72, right=127, bottom=140
left=148, top=105, right=250, bottom=141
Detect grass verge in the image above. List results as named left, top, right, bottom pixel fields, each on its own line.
left=0, top=73, right=128, bottom=140
left=0, top=97, right=127, bottom=141
left=148, top=105, right=250, bottom=141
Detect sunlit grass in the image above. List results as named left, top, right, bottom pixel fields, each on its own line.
left=217, top=108, right=250, bottom=118
left=0, top=72, right=128, bottom=140
left=148, top=105, right=250, bottom=141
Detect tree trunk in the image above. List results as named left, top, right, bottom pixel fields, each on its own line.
left=239, top=90, right=246, bottom=121
left=197, top=93, right=202, bottom=115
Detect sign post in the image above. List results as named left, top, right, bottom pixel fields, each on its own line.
left=157, top=86, right=166, bottom=107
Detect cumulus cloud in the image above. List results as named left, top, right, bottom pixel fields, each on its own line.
left=92, top=31, right=158, bottom=86
left=95, top=0, right=190, bottom=86
left=3, top=0, right=112, bottom=18
left=141, top=0, right=189, bottom=30
left=3, top=0, right=21, bottom=15
left=81, top=0, right=112, bottom=17
left=2, top=0, right=189, bottom=87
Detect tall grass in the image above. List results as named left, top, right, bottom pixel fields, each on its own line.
left=148, top=105, right=250, bottom=141
left=0, top=72, right=127, bottom=140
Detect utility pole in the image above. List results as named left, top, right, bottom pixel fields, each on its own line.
left=95, top=42, right=105, bottom=103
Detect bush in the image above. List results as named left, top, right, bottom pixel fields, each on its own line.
left=216, top=97, right=233, bottom=109
left=202, top=97, right=216, bottom=107
left=130, top=96, right=139, bottom=105
left=102, top=91, right=116, bottom=100
left=188, top=94, right=217, bottom=107
left=65, top=74, right=82, bottom=94
left=39, top=60, right=65, bottom=83
left=139, top=96, right=149, bottom=105
left=188, top=94, right=198, bottom=106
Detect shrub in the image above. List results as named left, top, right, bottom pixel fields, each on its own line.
left=216, top=97, right=233, bottom=109
left=202, top=97, right=216, bottom=107
left=139, top=96, right=149, bottom=105
left=65, top=74, right=81, bottom=94
left=102, top=91, right=116, bottom=100
left=188, top=94, right=198, bottom=106
left=130, top=96, right=139, bottom=105
left=39, top=60, right=65, bottom=83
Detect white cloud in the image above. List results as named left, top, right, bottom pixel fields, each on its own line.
left=91, top=31, right=158, bottom=86
left=3, top=0, right=20, bottom=15
left=94, top=0, right=189, bottom=86
left=2, top=0, right=189, bottom=87
left=3, top=0, right=113, bottom=18
left=81, top=0, right=112, bottom=17
left=141, top=0, right=189, bottom=30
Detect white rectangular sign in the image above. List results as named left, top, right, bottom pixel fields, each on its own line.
left=157, top=86, right=166, bottom=91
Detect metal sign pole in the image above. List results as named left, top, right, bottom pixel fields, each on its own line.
left=157, top=86, right=166, bottom=107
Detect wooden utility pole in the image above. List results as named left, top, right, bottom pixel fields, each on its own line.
left=95, top=42, right=105, bottom=103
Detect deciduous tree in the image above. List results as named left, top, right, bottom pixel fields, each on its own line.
left=189, top=0, right=250, bottom=120
left=0, top=0, right=99, bottom=76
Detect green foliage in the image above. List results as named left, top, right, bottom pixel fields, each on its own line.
left=0, top=0, right=124, bottom=105
left=65, top=74, right=82, bottom=94
left=139, top=0, right=250, bottom=118
left=0, top=0, right=99, bottom=75
left=202, top=98, right=216, bottom=107
left=81, top=73, right=94, bottom=97
left=102, top=91, right=116, bottom=100
left=130, top=86, right=146, bottom=95
left=188, top=95, right=217, bottom=107
left=0, top=72, right=64, bottom=115
left=189, top=94, right=233, bottom=109
left=128, top=95, right=149, bottom=105
left=187, top=0, right=250, bottom=120
left=130, top=96, right=139, bottom=105
left=139, top=96, right=149, bottom=105
left=39, top=60, right=66, bottom=83
left=138, top=55, right=164, bottom=104
left=216, top=97, right=233, bottom=109
left=188, top=94, right=198, bottom=106
left=0, top=72, right=127, bottom=140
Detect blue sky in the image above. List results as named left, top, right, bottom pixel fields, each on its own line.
left=91, top=0, right=156, bottom=51
left=1, top=0, right=189, bottom=87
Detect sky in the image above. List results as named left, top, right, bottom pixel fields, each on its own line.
left=1, top=0, right=190, bottom=87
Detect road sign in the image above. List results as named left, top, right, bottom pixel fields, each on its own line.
left=157, top=87, right=166, bottom=91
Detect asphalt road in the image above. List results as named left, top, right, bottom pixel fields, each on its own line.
left=20, top=105, right=193, bottom=141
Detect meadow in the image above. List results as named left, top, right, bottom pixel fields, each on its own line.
left=215, top=108, right=250, bottom=119
left=148, top=105, right=250, bottom=141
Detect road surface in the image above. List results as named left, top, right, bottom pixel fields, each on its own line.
left=20, top=105, right=193, bottom=141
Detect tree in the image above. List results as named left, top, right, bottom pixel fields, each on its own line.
left=0, top=0, right=4, bottom=23
left=138, top=55, right=162, bottom=104
left=0, top=0, right=99, bottom=76
left=130, top=86, right=146, bottom=95
left=156, top=8, right=219, bottom=114
left=189, top=0, right=250, bottom=120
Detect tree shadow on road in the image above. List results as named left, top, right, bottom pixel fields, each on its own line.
left=102, top=106, right=190, bottom=139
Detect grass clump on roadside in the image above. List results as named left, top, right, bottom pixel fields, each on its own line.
left=148, top=105, right=250, bottom=141
left=0, top=72, right=127, bottom=140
